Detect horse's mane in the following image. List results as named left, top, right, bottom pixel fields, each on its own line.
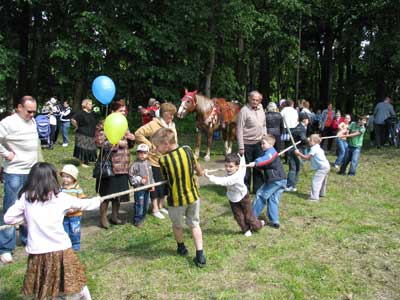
left=195, top=94, right=214, bottom=113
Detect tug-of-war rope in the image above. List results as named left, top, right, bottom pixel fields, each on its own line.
left=0, top=135, right=339, bottom=231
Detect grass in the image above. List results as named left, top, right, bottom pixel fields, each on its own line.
left=0, top=133, right=399, bottom=300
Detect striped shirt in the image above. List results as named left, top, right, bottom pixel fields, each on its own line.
left=61, top=182, right=86, bottom=217
left=159, top=146, right=200, bottom=207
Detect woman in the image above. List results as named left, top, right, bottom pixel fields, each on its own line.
left=135, top=102, right=177, bottom=219
left=71, top=99, right=97, bottom=167
left=60, top=100, right=72, bottom=147
left=95, top=99, right=135, bottom=228
left=334, top=113, right=351, bottom=170
left=265, top=102, right=284, bottom=152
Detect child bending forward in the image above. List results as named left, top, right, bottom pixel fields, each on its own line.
left=295, top=134, right=330, bottom=201
left=249, top=134, right=287, bottom=228
left=205, top=153, right=264, bottom=237
left=4, top=162, right=101, bottom=300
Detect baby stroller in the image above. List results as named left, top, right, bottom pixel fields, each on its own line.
left=35, top=114, right=51, bottom=148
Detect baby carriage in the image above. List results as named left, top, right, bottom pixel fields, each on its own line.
left=35, top=114, right=51, bottom=148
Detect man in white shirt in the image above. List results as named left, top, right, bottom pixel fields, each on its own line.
left=0, top=95, right=39, bottom=263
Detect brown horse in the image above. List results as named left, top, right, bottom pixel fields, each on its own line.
left=177, top=89, right=240, bottom=161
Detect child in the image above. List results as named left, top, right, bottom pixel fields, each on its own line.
left=294, top=134, right=330, bottom=201
left=338, top=115, right=367, bottom=176
left=61, top=164, right=86, bottom=251
left=286, top=114, right=309, bottom=192
left=152, top=127, right=206, bottom=267
left=248, top=134, right=287, bottom=228
left=4, top=162, right=101, bottom=300
left=204, top=153, right=264, bottom=237
left=129, top=143, right=155, bottom=227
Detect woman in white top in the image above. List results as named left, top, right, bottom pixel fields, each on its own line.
left=4, top=162, right=101, bottom=300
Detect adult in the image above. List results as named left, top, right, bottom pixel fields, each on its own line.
left=319, top=103, right=335, bottom=151
left=50, top=97, right=61, bottom=144
left=333, top=113, right=351, bottom=170
left=135, top=102, right=178, bottom=219
left=373, top=97, right=396, bottom=148
left=265, top=102, right=284, bottom=152
left=0, top=95, right=39, bottom=263
left=237, top=91, right=266, bottom=194
left=95, top=99, right=135, bottom=228
left=59, top=100, right=72, bottom=147
left=280, top=99, right=298, bottom=162
left=71, top=99, right=97, bottom=167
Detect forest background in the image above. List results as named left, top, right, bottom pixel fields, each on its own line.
left=0, top=0, right=399, bottom=116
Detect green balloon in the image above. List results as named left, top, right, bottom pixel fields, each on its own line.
left=104, top=113, right=128, bottom=145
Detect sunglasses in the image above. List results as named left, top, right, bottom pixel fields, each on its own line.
left=26, top=109, right=36, bottom=114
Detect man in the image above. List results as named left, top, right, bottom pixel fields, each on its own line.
left=280, top=99, right=299, bottom=162
left=237, top=91, right=266, bottom=193
left=0, top=96, right=39, bottom=263
left=373, top=97, right=396, bottom=148
left=319, top=103, right=335, bottom=151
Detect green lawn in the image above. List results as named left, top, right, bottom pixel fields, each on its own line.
left=0, top=136, right=399, bottom=300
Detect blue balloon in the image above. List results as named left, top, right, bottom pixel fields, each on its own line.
left=92, top=75, right=116, bottom=105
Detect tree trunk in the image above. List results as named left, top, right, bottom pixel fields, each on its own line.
left=318, top=21, right=334, bottom=107
left=259, top=47, right=270, bottom=108
left=17, top=2, right=31, bottom=100
left=204, top=47, right=215, bottom=98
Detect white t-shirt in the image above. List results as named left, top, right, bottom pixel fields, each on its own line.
left=281, top=106, right=299, bottom=129
left=309, top=144, right=330, bottom=170
left=205, top=156, right=247, bottom=203
left=4, top=192, right=100, bottom=254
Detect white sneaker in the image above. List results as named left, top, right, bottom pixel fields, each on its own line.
left=0, top=252, right=13, bottom=264
left=285, top=187, right=297, bottom=192
left=260, top=220, right=266, bottom=227
left=244, top=230, right=252, bottom=237
left=62, top=143, right=68, bottom=147
left=159, top=208, right=169, bottom=215
left=153, top=211, right=165, bottom=219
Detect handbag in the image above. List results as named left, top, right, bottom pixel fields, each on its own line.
left=92, top=157, right=114, bottom=179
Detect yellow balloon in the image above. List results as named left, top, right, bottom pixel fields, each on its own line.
left=104, top=113, right=128, bottom=145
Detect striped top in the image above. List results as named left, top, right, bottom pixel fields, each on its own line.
left=159, top=146, right=200, bottom=207
left=61, top=183, right=86, bottom=217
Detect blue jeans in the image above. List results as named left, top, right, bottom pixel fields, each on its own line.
left=334, top=138, right=348, bottom=166
left=60, top=121, right=71, bottom=144
left=0, top=173, right=29, bottom=254
left=63, top=216, right=81, bottom=251
left=287, top=151, right=301, bottom=188
left=339, top=146, right=361, bottom=176
left=134, top=190, right=150, bottom=224
left=252, top=179, right=287, bottom=224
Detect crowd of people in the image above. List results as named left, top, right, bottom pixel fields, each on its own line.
left=0, top=92, right=397, bottom=299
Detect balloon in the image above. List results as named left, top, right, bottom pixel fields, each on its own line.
left=92, top=75, right=116, bottom=105
left=104, top=113, right=128, bottom=145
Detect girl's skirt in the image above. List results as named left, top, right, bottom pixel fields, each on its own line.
left=22, top=248, right=86, bottom=300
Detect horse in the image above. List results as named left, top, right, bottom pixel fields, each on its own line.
left=177, top=89, right=240, bottom=161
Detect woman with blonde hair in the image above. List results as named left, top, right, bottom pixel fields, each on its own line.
left=135, top=102, right=178, bottom=219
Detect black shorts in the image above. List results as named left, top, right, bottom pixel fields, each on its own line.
left=151, top=166, right=168, bottom=200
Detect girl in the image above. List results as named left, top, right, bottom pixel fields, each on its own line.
left=4, top=162, right=101, bottom=300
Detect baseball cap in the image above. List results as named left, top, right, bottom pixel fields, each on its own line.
left=137, top=144, right=149, bottom=152
left=61, top=164, right=79, bottom=180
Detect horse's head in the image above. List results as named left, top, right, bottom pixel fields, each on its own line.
left=177, top=89, right=198, bottom=118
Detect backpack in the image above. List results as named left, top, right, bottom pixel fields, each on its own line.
left=35, top=114, right=51, bottom=145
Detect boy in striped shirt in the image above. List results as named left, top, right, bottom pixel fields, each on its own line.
left=152, top=128, right=206, bottom=268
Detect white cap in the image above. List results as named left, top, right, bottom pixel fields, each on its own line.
left=137, top=143, right=149, bottom=152
left=61, top=164, right=79, bottom=180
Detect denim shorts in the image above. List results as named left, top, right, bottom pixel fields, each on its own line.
left=168, top=200, right=200, bottom=228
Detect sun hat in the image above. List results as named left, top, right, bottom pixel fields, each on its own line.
left=137, top=143, right=149, bottom=152
left=61, top=164, right=79, bottom=180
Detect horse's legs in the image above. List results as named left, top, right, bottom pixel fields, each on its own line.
left=227, top=123, right=236, bottom=154
left=204, top=128, right=213, bottom=161
left=195, top=128, right=201, bottom=158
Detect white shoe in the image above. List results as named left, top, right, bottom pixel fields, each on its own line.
left=244, top=230, right=252, bottom=237
left=260, top=220, right=266, bottom=227
left=0, top=252, right=13, bottom=264
left=285, top=187, right=297, bottom=192
left=62, top=143, right=68, bottom=147
left=153, top=211, right=165, bottom=219
left=159, top=208, right=169, bottom=215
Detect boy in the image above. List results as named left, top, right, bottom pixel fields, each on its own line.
left=152, top=127, right=206, bottom=267
left=204, top=153, right=264, bottom=237
left=294, top=134, right=330, bottom=201
left=285, top=114, right=309, bottom=192
left=248, top=134, right=287, bottom=228
left=338, top=115, right=367, bottom=176
left=60, top=164, right=86, bottom=251
left=129, top=143, right=154, bottom=227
